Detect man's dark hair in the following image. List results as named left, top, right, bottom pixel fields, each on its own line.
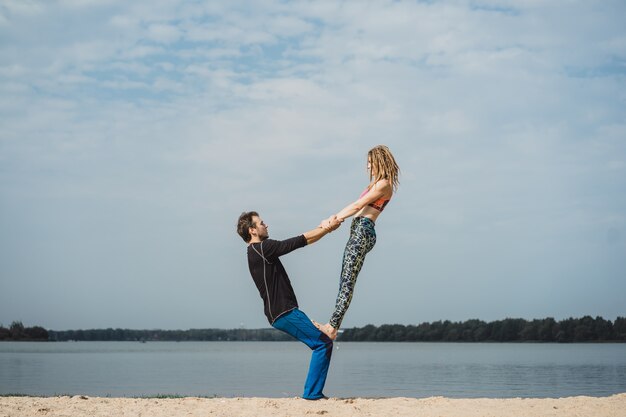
left=237, top=211, right=259, bottom=243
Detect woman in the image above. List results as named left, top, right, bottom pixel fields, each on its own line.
left=317, top=145, right=400, bottom=340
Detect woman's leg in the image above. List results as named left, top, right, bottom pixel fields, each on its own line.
left=329, top=218, right=376, bottom=331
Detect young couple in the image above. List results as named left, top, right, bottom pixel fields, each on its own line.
left=236, top=145, right=400, bottom=400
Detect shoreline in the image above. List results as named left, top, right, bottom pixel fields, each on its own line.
left=2, top=392, right=626, bottom=399
left=2, top=394, right=625, bottom=417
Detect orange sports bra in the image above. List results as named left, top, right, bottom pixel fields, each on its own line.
left=359, top=187, right=391, bottom=212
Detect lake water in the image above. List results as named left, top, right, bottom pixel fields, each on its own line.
left=1, top=342, right=625, bottom=398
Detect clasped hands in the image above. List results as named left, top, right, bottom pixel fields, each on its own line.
left=320, top=215, right=343, bottom=232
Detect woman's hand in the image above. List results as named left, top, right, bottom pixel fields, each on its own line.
left=319, top=217, right=332, bottom=230
left=321, top=215, right=342, bottom=231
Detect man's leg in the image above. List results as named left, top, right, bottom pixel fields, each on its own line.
left=272, top=308, right=333, bottom=400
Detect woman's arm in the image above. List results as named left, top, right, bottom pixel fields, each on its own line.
left=333, top=180, right=391, bottom=221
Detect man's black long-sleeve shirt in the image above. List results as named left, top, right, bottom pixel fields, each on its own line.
left=247, top=235, right=308, bottom=324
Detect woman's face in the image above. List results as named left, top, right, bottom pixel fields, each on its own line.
left=367, top=155, right=376, bottom=176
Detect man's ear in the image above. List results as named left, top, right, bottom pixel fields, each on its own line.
left=248, top=226, right=257, bottom=238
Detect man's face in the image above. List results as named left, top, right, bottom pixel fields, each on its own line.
left=250, top=215, right=269, bottom=241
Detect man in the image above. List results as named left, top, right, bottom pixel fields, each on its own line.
left=236, top=211, right=342, bottom=400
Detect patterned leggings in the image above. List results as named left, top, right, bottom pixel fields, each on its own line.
left=329, top=217, right=376, bottom=329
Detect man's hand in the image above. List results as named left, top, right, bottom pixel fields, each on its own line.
left=306, top=216, right=342, bottom=245
left=320, top=215, right=342, bottom=232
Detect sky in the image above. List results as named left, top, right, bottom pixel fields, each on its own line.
left=1, top=0, right=625, bottom=331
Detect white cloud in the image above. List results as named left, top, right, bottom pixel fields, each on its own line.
left=147, top=23, right=182, bottom=44
left=266, top=15, right=315, bottom=37
left=120, top=44, right=165, bottom=59
left=109, top=13, right=138, bottom=29
left=0, top=0, right=45, bottom=16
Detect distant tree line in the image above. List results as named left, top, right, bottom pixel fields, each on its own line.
left=48, top=327, right=293, bottom=342
left=4, top=316, right=625, bottom=342
left=0, top=321, right=49, bottom=341
left=340, top=316, right=626, bottom=342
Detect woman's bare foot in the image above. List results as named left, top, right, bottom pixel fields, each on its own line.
left=319, top=323, right=338, bottom=340
left=311, top=320, right=323, bottom=330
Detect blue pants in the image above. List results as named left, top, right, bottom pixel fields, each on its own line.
left=272, top=308, right=333, bottom=399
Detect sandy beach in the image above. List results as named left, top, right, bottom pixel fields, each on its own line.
left=1, top=394, right=625, bottom=417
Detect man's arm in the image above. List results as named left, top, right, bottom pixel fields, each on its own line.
left=303, top=215, right=341, bottom=245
